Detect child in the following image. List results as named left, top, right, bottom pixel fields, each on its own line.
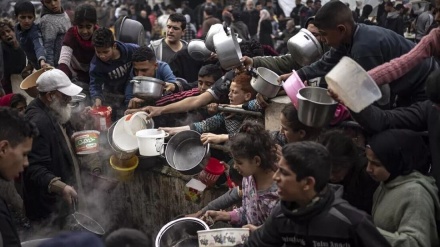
left=14, top=1, right=48, bottom=72
left=0, top=93, right=28, bottom=114
left=90, top=27, right=139, bottom=118
left=58, top=4, right=98, bottom=92
left=160, top=72, right=263, bottom=144
left=39, top=0, right=71, bottom=67
left=205, top=121, right=279, bottom=230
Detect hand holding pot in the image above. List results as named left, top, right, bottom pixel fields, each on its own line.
left=242, top=224, right=260, bottom=233
left=142, top=105, right=163, bottom=118
left=240, top=56, right=253, bottom=68
left=62, top=185, right=78, bottom=205
left=204, top=210, right=231, bottom=223
left=201, top=133, right=228, bottom=145
left=186, top=210, right=204, bottom=219
left=159, top=125, right=190, bottom=135
left=256, top=93, right=269, bottom=108
left=278, top=72, right=293, bottom=84
left=164, top=82, right=176, bottom=93
left=207, top=103, right=219, bottom=115
left=327, top=87, right=345, bottom=105
left=128, top=97, right=145, bottom=109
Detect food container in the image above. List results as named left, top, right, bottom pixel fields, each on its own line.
left=185, top=179, right=207, bottom=203
left=297, top=87, right=338, bottom=128
left=71, top=130, right=100, bottom=155
left=188, top=39, right=212, bottom=61
left=109, top=155, right=139, bottom=181
left=107, top=121, right=137, bottom=160
left=130, top=76, right=165, bottom=100
left=250, top=67, right=281, bottom=98
left=282, top=71, right=305, bottom=108
left=155, top=217, right=209, bottom=247
left=213, top=30, right=242, bottom=70
left=136, top=129, right=169, bottom=156
left=116, top=16, right=145, bottom=45
left=88, top=106, right=112, bottom=131
left=123, top=111, right=154, bottom=136
left=197, top=228, right=250, bottom=246
left=325, top=56, right=382, bottom=113
left=198, top=158, right=225, bottom=187
left=112, top=115, right=139, bottom=153
left=205, top=24, right=226, bottom=52
left=287, top=28, right=323, bottom=66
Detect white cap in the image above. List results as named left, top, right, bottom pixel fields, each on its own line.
left=36, top=69, right=83, bottom=96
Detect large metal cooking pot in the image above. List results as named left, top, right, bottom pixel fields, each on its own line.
left=21, top=239, right=51, bottom=247
left=155, top=217, right=209, bottom=247
left=116, top=16, right=145, bottom=46
left=164, top=130, right=210, bottom=175
left=297, top=87, right=338, bottom=128
left=213, top=30, right=243, bottom=70
left=188, top=39, right=212, bottom=61
left=205, top=23, right=226, bottom=52
left=130, top=76, right=165, bottom=100
left=287, top=28, right=323, bottom=66
left=250, top=67, right=281, bottom=98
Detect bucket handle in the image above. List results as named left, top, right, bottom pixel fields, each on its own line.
left=160, top=143, right=167, bottom=158
left=155, top=133, right=169, bottom=153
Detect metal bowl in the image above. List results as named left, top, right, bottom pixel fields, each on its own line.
left=188, top=39, right=212, bottom=61
left=131, top=76, right=165, bottom=100
left=116, top=16, right=145, bottom=46
left=297, top=87, right=338, bottom=128
left=250, top=67, right=281, bottom=98
left=287, top=28, right=323, bottom=66
left=155, top=217, right=209, bottom=247
left=205, top=24, right=226, bottom=52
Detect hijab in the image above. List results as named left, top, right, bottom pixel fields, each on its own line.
left=257, top=9, right=271, bottom=35
left=0, top=93, right=14, bottom=107
left=368, top=129, right=430, bottom=182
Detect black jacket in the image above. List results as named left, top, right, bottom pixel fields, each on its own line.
left=23, top=98, right=76, bottom=221
left=0, top=195, right=21, bottom=247
left=384, top=12, right=404, bottom=36
left=245, top=185, right=391, bottom=247
left=241, top=9, right=260, bottom=36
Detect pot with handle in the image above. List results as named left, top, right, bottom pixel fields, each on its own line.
left=205, top=23, right=226, bottom=52
left=155, top=217, right=209, bottom=247
left=250, top=67, right=282, bottom=99
left=130, top=76, right=165, bottom=100
left=213, top=29, right=243, bottom=70
left=136, top=129, right=169, bottom=156
left=287, top=28, right=323, bottom=66
left=164, top=130, right=210, bottom=175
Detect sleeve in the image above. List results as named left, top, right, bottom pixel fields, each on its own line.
left=161, top=63, right=176, bottom=83
left=58, top=46, right=73, bottom=78
left=367, top=29, right=438, bottom=86
left=351, top=101, right=429, bottom=134
left=190, top=114, right=225, bottom=133
left=296, top=46, right=346, bottom=81
left=352, top=216, right=392, bottom=247
left=89, top=59, right=104, bottom=100
left=124, top=74, right=134, bottom=105
left=201, top=187, right=241, bottom=213
left=39, top=20, right=55, bottom=65
left=30, top=25, right=47, bottom=65
left=243, top=99, right=263, bottom=111
left=252, top=54, right=301, bottom=75
left=244, top=205, right=283, bottom=247
left=0, top=204, right=21, bottom=247
left=229, top=206, right=247, bottom=226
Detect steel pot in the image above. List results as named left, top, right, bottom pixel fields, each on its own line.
left=213, top=30, right=243, bottom=70
left=250, top=67, right=281, bottom=98
left=164, top=130, right=210, bottom=175
left=155, top=217, right=209, bottom=247
left=188, top=39, right=212, bottom=61
left=297, top=87, right=338, bottom=128
left=287, top=28, right=323, bottom=66
left=205, top=23, right=226, bottom=52
left=130, top=76, right=165, bottom=100
left=116, top=16, right=145, bottom=46
left=69, top=93, right=87, bottom=113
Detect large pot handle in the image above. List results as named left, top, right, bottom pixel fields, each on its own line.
left=205, top=143, right=210, bottom=156
left=160, top=143, right=167, bottom=158
left=130, top=80, right=140, bottom=84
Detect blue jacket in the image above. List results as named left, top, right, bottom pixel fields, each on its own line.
left=125, top=60, right=176, bottom=103
left=89, top=41, right=139, bottom=101
left=15, top=23, right=46, bottom=70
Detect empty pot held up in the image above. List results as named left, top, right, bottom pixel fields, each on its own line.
left=130, top=76, right=165, bottom=100
left=116, top=16, right=145, bottom=46
left=297, top=87, right=338, bottom=128
left=213, top=30, right=243, bottom=70
left=205, top=23, right=226, bottom=52
left=250, top=67, right=281, bottom=99
left=287, top=28, right=323, bottom=66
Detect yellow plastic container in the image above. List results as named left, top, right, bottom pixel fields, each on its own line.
left=109, top=155, right=139, bottom=181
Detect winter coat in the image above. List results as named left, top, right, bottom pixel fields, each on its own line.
left=0, top=194, right=20, bottom=247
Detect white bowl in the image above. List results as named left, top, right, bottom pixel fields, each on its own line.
left=112, top=116, right=138, bottom=153
left=197, top=228, right=249, bottom=246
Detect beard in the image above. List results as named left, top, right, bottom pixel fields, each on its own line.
left=49, top=96, right=72, bottom=124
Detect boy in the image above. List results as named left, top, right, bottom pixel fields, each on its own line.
left=14, top=1, right=48, bottom=73
left=39, top=0, right=71, bottom=67
left=90, top=27, right=139, bottom=118
left=245, top=142, right=391, bottom=247
left=0, top=108, right=38, bottom=247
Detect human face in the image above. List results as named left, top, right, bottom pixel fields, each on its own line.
left=318, top=26, right=346, bottom=48
left=228, top=82, right=251, bottom=105
left=77, top=21, right=94, bottom=41
left=14, top=102, right=27, bottom=114
left=95, top=44, right=115, bottom=62
left=42, top=0, right=61, bottom=13
left=48, top=91, right=72, bottom=124
left=365, top=147, right=390, bottom=182
left=246, top=0, right=254, bottom=10
left=0, top=137, right=32, bottom=181
left=166, top=20, right=184, bottom=44
left=280, top=113, right=304, bottom=143
left=197, top=75, right=215, bottom=94
left=273, top=157, right=306, bottom=202
left=17, top=12, right=35, bottom=30
left=314, top=1, right=322, bottom=9
left=232, top=156, right=259, bottom=177
left=307, top=23, right=322, bottom=43
left=133, top=60, right=157, bottom=77
left=0, top=25, right=17, bottom=47
left=330, top=167, right=349, bottom=183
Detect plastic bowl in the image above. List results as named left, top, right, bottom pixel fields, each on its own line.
left=282, top=71, right=305, bottom=108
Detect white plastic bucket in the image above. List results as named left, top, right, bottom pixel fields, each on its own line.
left=123, top=111, right=154, bottom=136
left=325, top=56, right=382, bottom=113
left=136, top=129, right=169, bottom=156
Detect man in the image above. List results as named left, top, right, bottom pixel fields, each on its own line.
left=241, top=0, right=260, bottom=40
left=294, top=1, right=436, bottom=107
left=230, top=8, right=251, bottom=41
left=0, top=108, right=37, bottom=247
left=201, top=5, right=221, bottom=37
left=414, top=4, right=434, bottom=42
left=382, top=2, right=404, bottom=36
left=24, top=69, right=81, bottom=228
left=149, top=13, right=188, bottom=64
left=244, top=142, right=391, bottom=247
left=290, top=0, right=306, bottom=27
left=276, top=19, right=299, bottom=54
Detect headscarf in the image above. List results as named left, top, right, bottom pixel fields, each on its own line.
left=0, top=93, right=14, bottom=107
left=257, top=9, right=271, bottom=35
left=368, top=129, right=430, bottom=182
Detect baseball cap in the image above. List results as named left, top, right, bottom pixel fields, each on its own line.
left=36, top=69, right=83, bottom=96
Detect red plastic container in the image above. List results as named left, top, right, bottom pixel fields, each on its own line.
left=198, top=158, right=225, bottom=187
left=89, top=106, right=112, bottom=131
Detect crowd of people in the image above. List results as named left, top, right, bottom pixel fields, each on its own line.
left=0, top=0, right=439, bottom=246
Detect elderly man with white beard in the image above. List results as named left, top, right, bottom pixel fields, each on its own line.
left=23, top=69, right=82, bottom=230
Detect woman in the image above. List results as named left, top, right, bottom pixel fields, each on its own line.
left=367, top=129, right=439, bottom=247
left=0, top=93, right=27, bottom=114
left=257, top=9, right=274, bottom=48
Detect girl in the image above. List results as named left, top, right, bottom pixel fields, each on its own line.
left=0, top=93, right=28, bottom=114
left=367, top=129, right=440, bottom=247
left=58, top=4, right=98, bottom=92
left=205, top=121, right=278, bottom=231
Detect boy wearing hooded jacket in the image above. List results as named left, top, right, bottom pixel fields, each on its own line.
left=244, top=142, right=391, bottom=247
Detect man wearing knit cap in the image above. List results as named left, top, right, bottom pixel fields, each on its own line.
left=23, top=68, right=82, bottom=229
